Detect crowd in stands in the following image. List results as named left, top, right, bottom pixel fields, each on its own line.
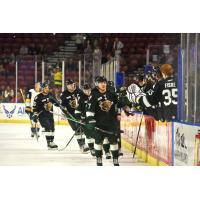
left=0, top=85, right=24, bottom=103
left=0, top=33, right=180, bottom=103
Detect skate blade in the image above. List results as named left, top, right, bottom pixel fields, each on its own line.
left=48, top=147, right=58, bottom=150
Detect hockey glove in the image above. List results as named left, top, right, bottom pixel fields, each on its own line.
left=85, top=122, right=95, bottom=132
left=25, top=106, right=31, bottom=114
left=32, top=113, right=38, bottom=123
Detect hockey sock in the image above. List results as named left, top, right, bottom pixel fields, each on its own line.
left=95, top=150, right=103, bottom=158
left=111, top=150, right=119, bottom=159
left=80, top=138, right=85, bottom=146
left=45, top=136, right=52, bottom=144
left=50, top=136, right=54, bottom=142
left=88, top=142, right=94, bottom=150
left=77, top=139, right=83, bottom=147
left=103, top=143, right=110, bottom=153
left=31, top=127, right=36, bottom=133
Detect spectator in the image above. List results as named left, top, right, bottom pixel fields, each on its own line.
left=53, top=66, right=62, bottom=87
left=113, top=37, right=124, bottom=59
left=28, top=43, right=36, bottom=55
left=93, top=38, right=99, bottom=49
left=4, top=86, right=14, bottom=102
left=93, top=45, right=102, bottom=63
left=68, top=58, right=77, bottom=71
left=9, top=53, right=15, bottom=64
left=107, top=52, right=113, bottom=61
left=19, top=45, right=28, bottom=55
left=0, top=63, right=5, bottom=75
left=11, top=91, right=23, bottom=103
left=0, top=85, right=5, bottom=102
left=84, top=40, right=93, bottom=54
left=47, top=65, right=54, bottom=84
left=75, top=33, right=84, bottom=52
left=104, top=37, right=113, bottom=54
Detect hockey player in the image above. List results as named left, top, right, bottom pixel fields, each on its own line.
left=32, top=81, right=59, bottom=150
left=136, top=64, right=177, bottom=121
left=25, top=82, right=41, bottom=138
left=60, top=79, right=89, bottom=152
left=75, top=83, right=95, bottom=156
left=85, top=76, right=121, bottom=166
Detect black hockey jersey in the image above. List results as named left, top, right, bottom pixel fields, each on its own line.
left=33, top=92, right=59, bottom=115
left=86, top=88, right=119, bottom=130
left=60, top=88, right=83, bottom=115
left=75, top=92, right=90, bottom=121
left=139, top=76, right=177, bottom=121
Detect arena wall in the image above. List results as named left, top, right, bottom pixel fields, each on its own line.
left=1, top=103, right=200, bottom=166
left=0, top=103, right=68, bottom=125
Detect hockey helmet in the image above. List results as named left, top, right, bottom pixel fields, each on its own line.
left=95, top=76, right=107, bottom=84
left=82, top=83, right=91, bottom=90
left=66, top=79, right=75, bottom=86
left=41, top=81, right=49, bottom=89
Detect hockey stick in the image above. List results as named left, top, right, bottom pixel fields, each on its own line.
left=58, top=126, right=83, bottom=151
left=19, top=88, right=26, bottom=103
left=59, top=133, right=75, bottom=151
left=51, top=111, right=115, bottom=135
left=133, top=113, right=143, bottom=159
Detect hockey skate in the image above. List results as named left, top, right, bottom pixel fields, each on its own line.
left=48, top=142, right=58, bottom=150
left=118, top=149, right=123, bottom=157
left=90, top=149, right=96, bottom=157
left=96, top=157, right=103, bottom=166
left=80, top=144, right=89, bottom=153
left=31, top=133, right=35, bottom=137
left=113, top=158, right=119, bottom=166
left=105, top=152, right=111, bottom=159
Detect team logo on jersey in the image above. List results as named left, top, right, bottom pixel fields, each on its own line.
left=3, top=105, right=16, bottom=118
left=69, top=98, right=79, bottom=109
left=99, top=100, right=113, bottom=112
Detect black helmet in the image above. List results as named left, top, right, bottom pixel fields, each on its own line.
left=82, top=83, right=91, bottom=90
left=65, top=79, right=75, bottom=85
left=41, top=81, right=49, bottom=89
left=95, top=76, right=107, bottom=84
left=136, top=74, right=144, bottom=82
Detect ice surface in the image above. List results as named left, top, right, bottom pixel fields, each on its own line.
left=0, top=123, right=147, bottom=166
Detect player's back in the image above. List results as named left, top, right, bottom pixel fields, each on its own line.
left=160, top=76, right=177, bottom=121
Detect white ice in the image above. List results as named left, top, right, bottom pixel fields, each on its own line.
left=0, top=123, right=147, bottom=166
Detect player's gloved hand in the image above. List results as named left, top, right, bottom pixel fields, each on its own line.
left=61, top=107, right=68, bottom=115
left=32, top=113, right=38, bottom=123
left=25, top=106, right=31, bottom=114
left=85, top=122, right=95, bottom=131
left=135, top=93, right=146, bottom=104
